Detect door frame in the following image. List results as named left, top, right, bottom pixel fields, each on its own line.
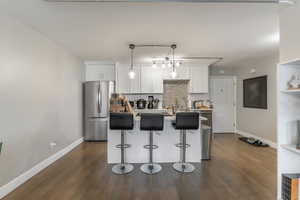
left=210, top=76, right=237, bottom=134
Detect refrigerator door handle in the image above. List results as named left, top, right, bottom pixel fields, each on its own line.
left=88, top=116, right=103, bottom=119
left=99, top=84, right=103, bottom=114
left=97, top=84, right=101, bottom=113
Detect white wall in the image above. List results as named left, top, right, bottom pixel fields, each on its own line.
left=233, top=54, right=279, bottom=143
left=210, top=66, right=234, bottom=76
left=279, top=3, right=300, bottom=63
left=0, top=16, right=84, bottom=187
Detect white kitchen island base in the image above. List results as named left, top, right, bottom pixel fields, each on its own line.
left=108, top=116, right=204, bottom=164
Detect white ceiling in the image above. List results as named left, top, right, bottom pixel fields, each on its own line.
left=0, top=0, right=279, bottom=67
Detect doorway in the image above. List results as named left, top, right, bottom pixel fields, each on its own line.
left=210, top=76, right=236, bottom=133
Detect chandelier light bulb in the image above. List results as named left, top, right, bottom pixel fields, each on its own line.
left=176, top=61, right=181, bottom=67
left=171, top=71, right=177, bottom=79
left=168, top=62, right=172, bottom=68
left=162, top=62, right=166, bottom=68
left=128, top=70, right=136, bottom=79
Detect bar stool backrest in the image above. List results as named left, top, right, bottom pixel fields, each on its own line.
left=175, top=112, right=199, bottom=130
left=110, top=113, right=134, bottom=130
left=140, top=113, right=164, bottom=131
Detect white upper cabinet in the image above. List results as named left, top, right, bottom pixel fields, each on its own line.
left=129, top=65, right=141, bottom=93
left=190, top=65, right=209, bottom=93
left=116, top=63, right=209, bottom=94
left=116, top=63, right=131, bottom=93
left=162, top=66, right=190, bottom=80
left=116, top=63, right=141, bottom=94
left=140, top=66, right=163, bottom=93
left=85, top=62, right=115, bottom=81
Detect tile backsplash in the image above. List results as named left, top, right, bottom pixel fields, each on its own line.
left=163, top=80, right=189, bottom=109
left=124, top=85, right=209, bottom=109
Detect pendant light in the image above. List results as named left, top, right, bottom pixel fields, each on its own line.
left=152, top=61, right=157, bottom=68
left=171, top=44, right=177, bottom=78
left=128, top=44, right=136, bottom=79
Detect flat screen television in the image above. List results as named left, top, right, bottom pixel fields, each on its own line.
left=243, top=75, right=267, bottom=109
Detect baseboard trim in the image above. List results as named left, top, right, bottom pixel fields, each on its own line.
left=236, top=130, right=277, bottom=149
left=0, top=137, right=83, bottom=199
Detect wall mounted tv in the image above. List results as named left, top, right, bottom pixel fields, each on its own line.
left=243, top=75, right=267, bottom=109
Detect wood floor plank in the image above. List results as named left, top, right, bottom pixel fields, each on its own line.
left=2, top=134, right=277, bottom=200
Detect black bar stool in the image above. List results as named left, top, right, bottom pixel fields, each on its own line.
left=173, top=112, right=199, bottom=173
left=140, top=113, right=164, bottom=175
left=110, top=112, right=134, bottom=175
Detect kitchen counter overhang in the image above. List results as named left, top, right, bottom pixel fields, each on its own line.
left=107, top=114, right=206, bottom=164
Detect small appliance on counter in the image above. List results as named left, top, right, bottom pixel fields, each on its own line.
left=136, top=99, right=147, bottom=109
left=147, top=96, right=154, bottom=109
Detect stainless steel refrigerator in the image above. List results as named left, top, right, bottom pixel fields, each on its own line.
left=83, top=81, right=114, bottom=141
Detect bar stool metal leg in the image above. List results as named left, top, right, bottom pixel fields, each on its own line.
left=112, top=130, right=134, bottom=175
left=173, top=130, right=195, bottom=173
left=140, top=131, right=162, bottom=175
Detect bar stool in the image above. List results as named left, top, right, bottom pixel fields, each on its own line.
left=173, top=112, right=199, bottom=173
left=140, top=113, right=164, bottom=175
left=110, top=112, right=134, bottom=175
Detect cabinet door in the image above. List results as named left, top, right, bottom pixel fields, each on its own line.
left=116, top=64, right=130, bottom=93
left=162, top=67, right=172, bottom=79
left=152, top=68, right=163, bottom=93
left=162, top=66, right=190, bottom=80
left=176, top=66, right=190, bottom=80
left=141, top=67, right=163, bottom=93
left=190, top=65, right=209, bottom=93
left=130, top=66, right=141, bottom=93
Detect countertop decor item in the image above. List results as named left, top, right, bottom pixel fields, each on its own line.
left=288, top=75, right=300, bottom=90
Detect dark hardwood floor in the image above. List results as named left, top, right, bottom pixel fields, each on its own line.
left=2, top=134, right=277, bottom=200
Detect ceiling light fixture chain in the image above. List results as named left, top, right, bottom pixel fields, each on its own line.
left=171, top=44, right=177, bottom=78
left=128, top=44, right=136, bottom=79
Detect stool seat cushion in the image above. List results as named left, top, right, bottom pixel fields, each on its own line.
left=110, top=113, right=134, bottom=130
left=140, top=113, right=164, bottom=131
left=175, top=112, right=199, bottom=130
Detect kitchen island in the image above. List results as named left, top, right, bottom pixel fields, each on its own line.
left=108, top=113, right=206, bottom=164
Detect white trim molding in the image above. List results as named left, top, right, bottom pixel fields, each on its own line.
left=0, top=137, right=83, bottom=199
left=236, top=130, right=277, bottom=149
